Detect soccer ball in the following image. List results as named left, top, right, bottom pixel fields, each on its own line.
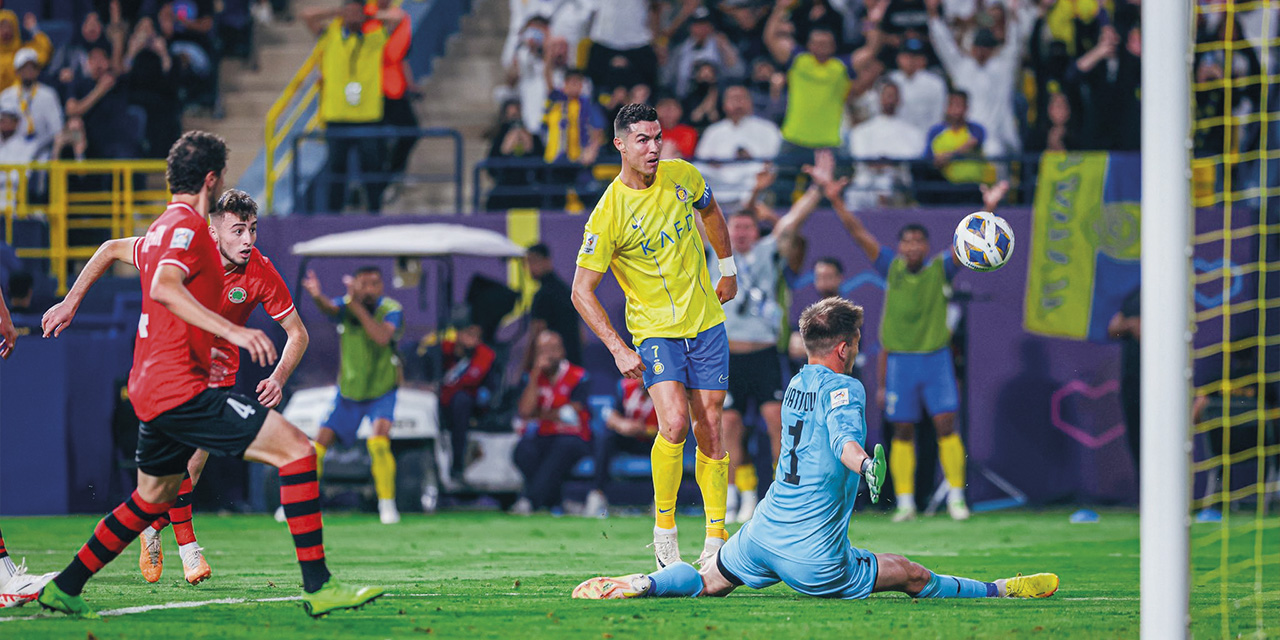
left=952, top=211, right=1015, bottom=272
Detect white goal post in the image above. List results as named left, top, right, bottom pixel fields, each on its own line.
left=1139, top=1, right=1192, bottom=639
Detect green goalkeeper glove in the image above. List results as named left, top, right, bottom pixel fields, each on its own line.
left=861, top=444, right=886, bottom=504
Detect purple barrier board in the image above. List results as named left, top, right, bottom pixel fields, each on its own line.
left=255, top=207, right=1138, bottom=506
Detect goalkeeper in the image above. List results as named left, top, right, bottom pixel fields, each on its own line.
left=574, top=298, right=1058, bottom=601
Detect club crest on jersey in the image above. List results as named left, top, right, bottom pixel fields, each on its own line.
left=674, top=184, right=689, bottom=203
left=170, top=227, right=194, bottom=250
left=830, top=388, right=850, bottom=408
left=228, top=287, right=247, bottom=303
left=580, top=232, right=599, bottom=255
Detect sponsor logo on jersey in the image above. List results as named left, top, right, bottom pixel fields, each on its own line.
left=228, top=287, right=247, bottom=303
left=170, top=227, right=194, bottom=250
left=830, top=388, right=849, bottom=408
left=580, top=232, right=598, bottom=255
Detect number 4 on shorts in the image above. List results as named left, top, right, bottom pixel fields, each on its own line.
left=227, top=397, right=257, bottom=419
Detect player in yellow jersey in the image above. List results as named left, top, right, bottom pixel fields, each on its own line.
left=572, top=103, right=739, bottom=569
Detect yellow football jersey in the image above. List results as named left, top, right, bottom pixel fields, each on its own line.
left=576, top=159, right=726, bottom=344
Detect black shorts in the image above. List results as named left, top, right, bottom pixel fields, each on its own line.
left=136, top=388, right=270, bottom=477
left=723, top=347, right=785, bottom=414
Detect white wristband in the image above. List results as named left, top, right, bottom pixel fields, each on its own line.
left=718, top=256, right=737, bottom=277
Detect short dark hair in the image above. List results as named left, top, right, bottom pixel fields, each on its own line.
left=816, top=257, right=844, bottom=274
left=354, top=265, right=382, bottom=278
left=809, top=28, right=835, bottom=41
left=799, top=298, right=864, bottom=355
left=948, top=89, right=969, bottom=104
left=614, top=103, right=659, bottom=138
left=527, top=243, right=550, bottom=259
left=564, top=67, right=586, bottom=81
left=216, top=189, right=258, bottom=221
left=166, top=131, right=227, bottom=195
left=898, top=223, right=928, bottom=240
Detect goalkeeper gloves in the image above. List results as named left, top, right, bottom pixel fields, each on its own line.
left=860, top=444, right=887, bottom=504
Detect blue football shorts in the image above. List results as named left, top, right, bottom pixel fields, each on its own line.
left=638, top=323, right=729, bottom=391
left=883, top=348, right=959, bottom=424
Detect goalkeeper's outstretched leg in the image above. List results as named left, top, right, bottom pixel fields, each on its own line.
left=573, top=550, right=1058, bottom=600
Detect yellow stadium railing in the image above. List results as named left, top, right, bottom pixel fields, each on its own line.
left=0, top=160, right=170, bottom=294
left=264, top=45, right=323, bottom=215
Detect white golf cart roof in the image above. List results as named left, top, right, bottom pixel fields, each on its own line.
left=291, top=224, right=525, bottom=259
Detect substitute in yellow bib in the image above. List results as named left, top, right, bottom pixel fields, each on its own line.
left=573, top=103, right=738, bottom=571
left=302, top=0, right=404, bottom=213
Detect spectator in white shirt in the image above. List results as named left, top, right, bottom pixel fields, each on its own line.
left=503, top=0, right=556, bottom=67
left=884, top=38, right=946, bottom=132
left=0, top=97, right=36, bottom=208
left=926, top=0, right=1022, bottom=157
left=668, top=7, right=745, bottom=99
left=0, top=48, right=62, bottom=162
left=846, top=80, right=924, bottom=208
left=507, top=16, right=553, bottom=133
left=695, top=84, right=783, bottom=208
left=584, top=0, right=659, bottom=97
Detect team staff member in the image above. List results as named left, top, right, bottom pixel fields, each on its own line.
left=302, top=0, right=404, bottom=212
left=572, top=103, right=737, bottom=569
left=828, top=178, right=1008, bottom=522
left=302, top=266, right=404, bottom=525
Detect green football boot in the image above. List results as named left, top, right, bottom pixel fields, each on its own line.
left=37, top=581, right=99, bottom=618
left=301, top=579, right=385, bottom=617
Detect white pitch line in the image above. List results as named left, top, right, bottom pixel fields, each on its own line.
left=0, top=593, right=537, bottom=622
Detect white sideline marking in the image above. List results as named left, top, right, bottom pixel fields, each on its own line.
left=0, top=593, right=530, bottom=621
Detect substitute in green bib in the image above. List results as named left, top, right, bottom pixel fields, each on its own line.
left=302, top=266, right=404, bottom=525
left=824, top=178, right=1009, bottom=524
left=302, top=0, right=404, bottom=213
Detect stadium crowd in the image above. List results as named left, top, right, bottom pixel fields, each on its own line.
left=486, top=0, right=1152, bottom=210
left=0, top=0, right=270, bottom=167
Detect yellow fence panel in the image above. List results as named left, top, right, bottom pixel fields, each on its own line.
left=0, top=160, right=170, bottom=294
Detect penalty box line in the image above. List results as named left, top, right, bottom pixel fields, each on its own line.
left=0, top=593, right=528, bottom=621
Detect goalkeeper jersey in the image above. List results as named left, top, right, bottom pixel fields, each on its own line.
left=750, top=364, right=868, bottom=562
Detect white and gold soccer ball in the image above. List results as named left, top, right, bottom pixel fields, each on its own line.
left=952, top=211, right=1015, bottom=272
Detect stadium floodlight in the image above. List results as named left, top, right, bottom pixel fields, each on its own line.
left=1140, top=1, right=1191, bottom=639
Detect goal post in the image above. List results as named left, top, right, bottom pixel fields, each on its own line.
left=1140, top=1, right=1192, bottom=639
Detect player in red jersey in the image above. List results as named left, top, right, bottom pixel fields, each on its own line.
left=42, top=189, right=310, bottom=587
left=33, top=131, right=381, bottom=619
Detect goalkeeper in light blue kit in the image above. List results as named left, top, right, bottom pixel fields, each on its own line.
left=574, top=298, right=1058, bottom=601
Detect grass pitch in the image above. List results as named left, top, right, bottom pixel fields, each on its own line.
left=0, top=508, right=1272, bottom=638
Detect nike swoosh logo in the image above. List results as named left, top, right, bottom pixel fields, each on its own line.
left=658, top=508, right=673, bottom=514
left=718, top=375, right=728, bottom=383
left=710, top=518, right=724, bottom=524
left=631, top=216, right=645, bottom=229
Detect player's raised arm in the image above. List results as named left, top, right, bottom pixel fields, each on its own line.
left=696, top=191, right=739, bottom=304
left=149, top=264, right=277, bottom=366
left=777, top=149, right=843, bottom=272
left=257, top=310, right=310, bottom=408
left=825, top=179, right=880, bottom=262
left=571, top=265, right=644, bottom=380
left=42, top=236, right=139, bottom=337
left=302, top=269, right=341, bottom=317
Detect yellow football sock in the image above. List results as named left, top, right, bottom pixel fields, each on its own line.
left=890, top=439, right=916, bottom=498
left=696, top=449, right=729, bottom=540
left=312, top=441, right=328, bottom=480
left=366, top=436, right=396, bottom=501
left=651, top=434, right=684, bottom=529
left=937, top=433, right=967, bottom=489
left=734, top=464, right=758, bottom=493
